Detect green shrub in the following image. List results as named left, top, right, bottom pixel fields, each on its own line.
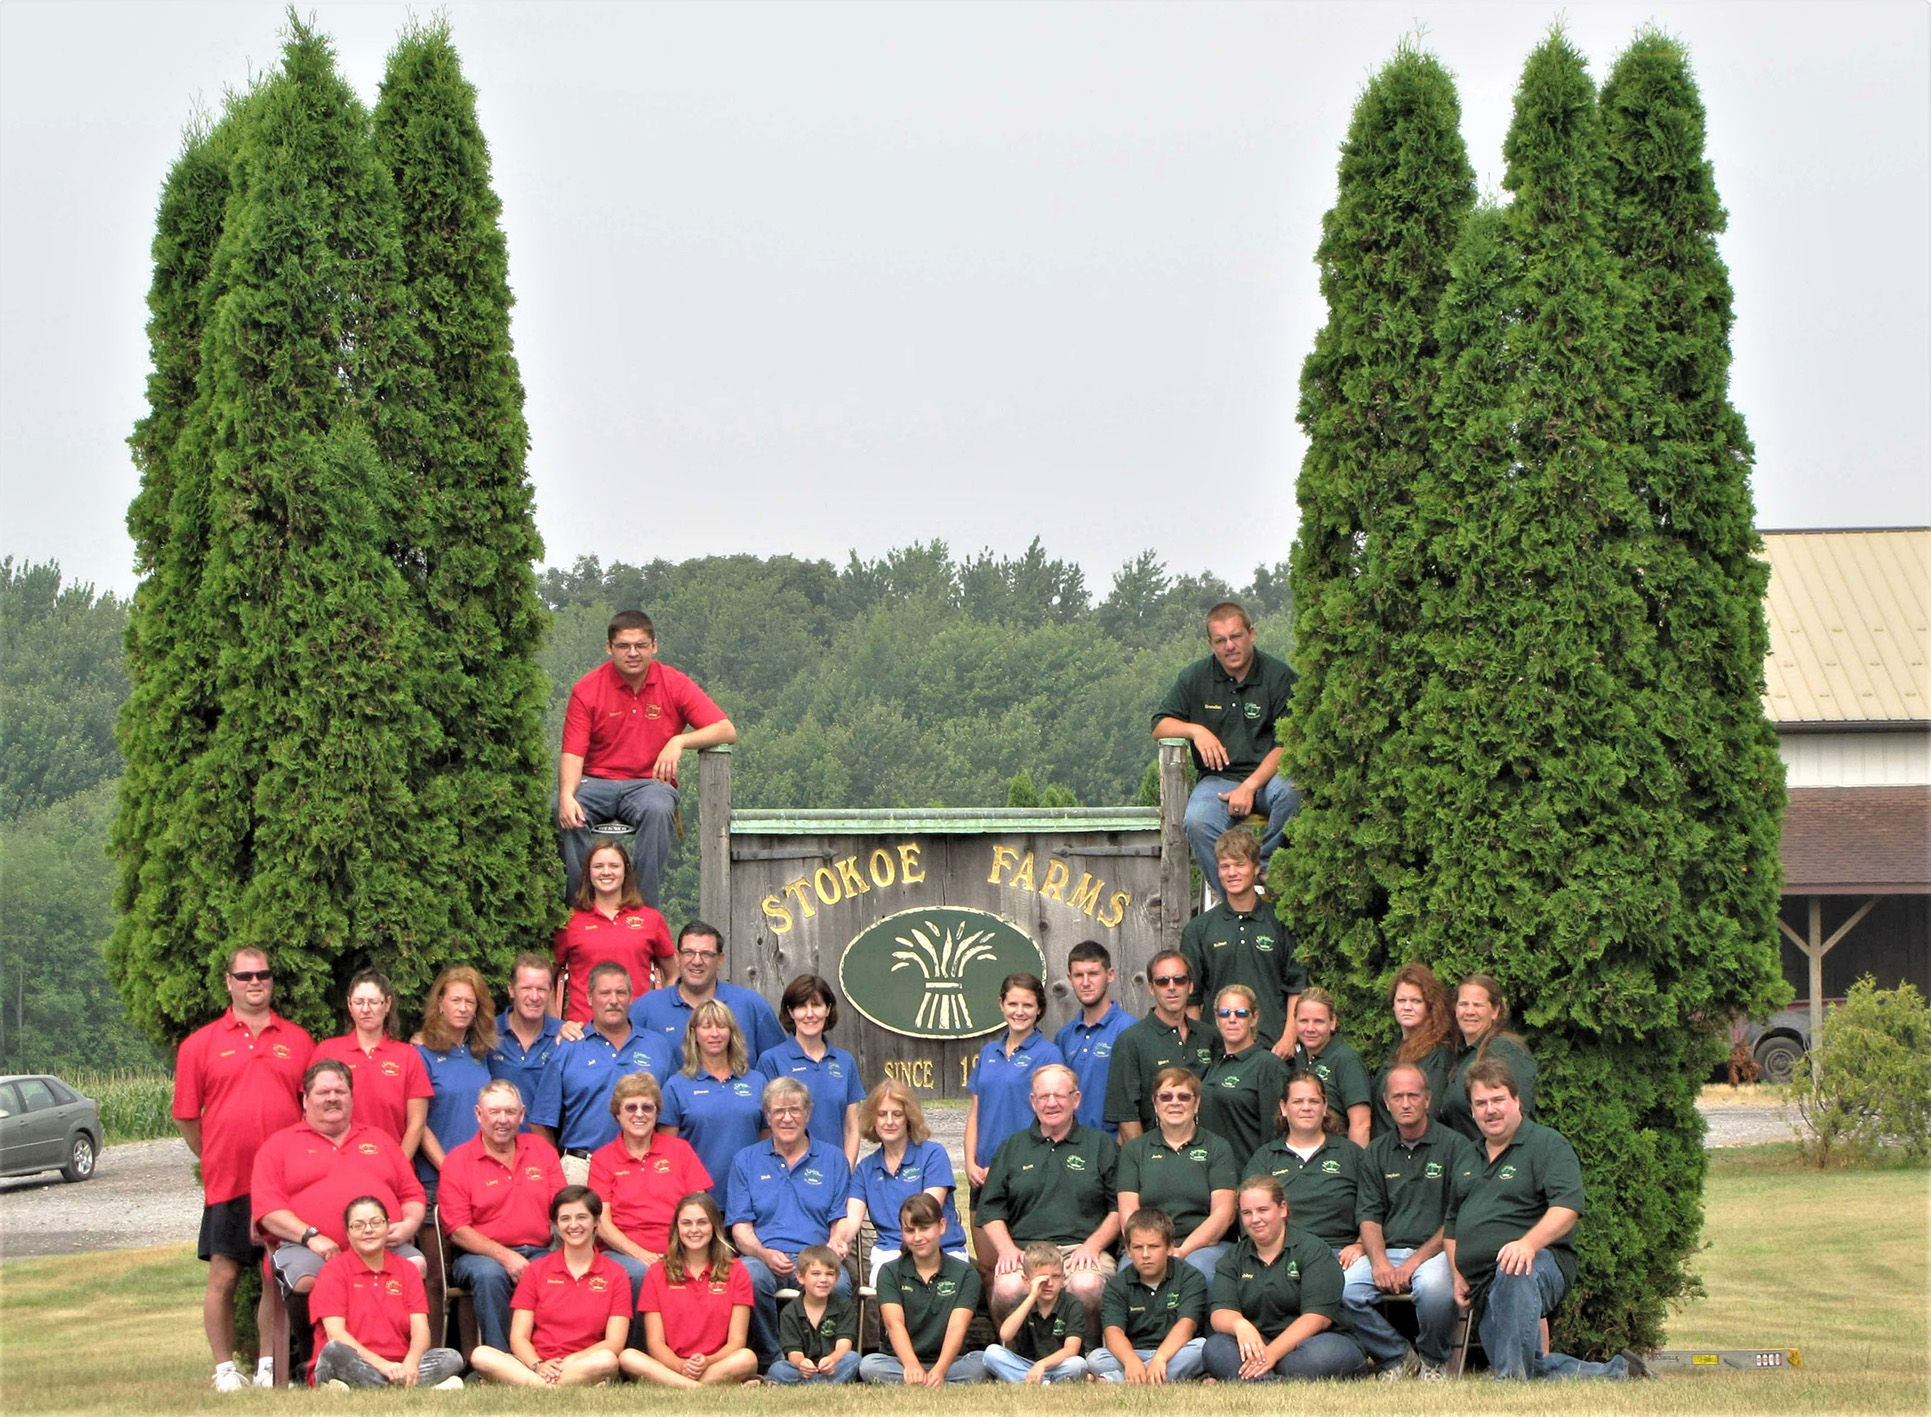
left=1791, top=976, right=1931, bottom=1166
left=68, top=1068, right=174, bottom=1146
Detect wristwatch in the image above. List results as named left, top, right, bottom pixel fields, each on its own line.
left=300, top=1226, right=321, bottom=1246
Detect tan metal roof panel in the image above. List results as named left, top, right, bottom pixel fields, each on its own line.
left=1761, top=529, right=1929, bottom=726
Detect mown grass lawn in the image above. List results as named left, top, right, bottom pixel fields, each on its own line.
left=1, top=1145, right=1922, bottom=1414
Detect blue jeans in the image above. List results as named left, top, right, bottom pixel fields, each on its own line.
left=740, top=1256, right=851, bottom=1365
left=1480, top=1250, right=1629, bottom=1381
left=450, top=1245, right=551, bottom=1354
left=1089, top=1338, right=1206, bottom=1381
left=983, top=1345, right=1090, bottom=1383
left=1184, top=774, right=1299, bottom=887
left=1350, top=1249, right=1456, bottom=1366
left=859, top=1351, right=987, bottom=1383
left=767, top=1352, right=862, bottom=1384
left=1181, top=1243, right=1229, bottom=1284
left=1203, top=1329, right=1364, bottom=1381
left=313, top=1341, right=464, bottom=1388
left=560, top=776, right=678, bottom=907
left=1339, top=1251, right=1412, bottom=1370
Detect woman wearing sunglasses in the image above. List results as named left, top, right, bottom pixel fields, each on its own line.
left=1198, top=984, right=1288, bottom=1162
left=1114, top=1067, right=1238, bottom=1281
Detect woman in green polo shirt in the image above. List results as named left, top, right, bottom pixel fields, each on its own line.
left=1204, top=1175, right=1363, bottom=1381
left=1116, top=1067, right=1238, bottom=1282
left=1437, top=974, right=1538, bottom=1140
left=1370, top=963, right=1456, bottom=1137
left=1290, top=988, right=1372, bottom=1147
left=1199, top=985, right=1288, bottom=1162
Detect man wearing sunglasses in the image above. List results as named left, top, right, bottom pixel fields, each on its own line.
left=556, top=609, right=738, bottom=908
left=1103, top=952, right=1219, bottom=1140
left=173, top=948, right=315, bottom=1391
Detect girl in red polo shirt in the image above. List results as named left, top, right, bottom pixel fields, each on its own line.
left=551, top=843, right=673, bottom=1021
left=314, top=970, right=432, bottom=1153
left=310, top=1196, right=463, bottom=1389
left=621, top=1192, right=759, bottom=1387
left=468, top=1186, right=631, bottom=1387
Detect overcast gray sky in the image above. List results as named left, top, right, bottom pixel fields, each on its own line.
left=3, top=0, right=1926, bottom=599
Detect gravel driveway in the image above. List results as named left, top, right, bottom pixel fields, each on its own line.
left=0, top=1101, right=1797, bottom=1262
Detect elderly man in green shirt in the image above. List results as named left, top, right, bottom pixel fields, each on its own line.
left=1445, top=1058, right=1648, bottom=1381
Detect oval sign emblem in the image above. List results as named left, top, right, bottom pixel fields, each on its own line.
left=839, top=906, right=1045, bottom=1040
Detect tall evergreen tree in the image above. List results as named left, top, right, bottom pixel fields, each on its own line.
left=1600, top=30, right=1786, bottom=1020
left=373, top=20, right=559, bottom=965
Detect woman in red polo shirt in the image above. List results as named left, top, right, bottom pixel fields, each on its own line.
left=620, top=1192, right=759, bottom=1387
left=314, top=970, right=432, bottom=1154
left=551, top=842, right=673, bottom=1022
left=309, top=1195, right=464, bottom=1389
left=467, top=1186, right=631, bottom=1387
left=588, top=1073, right=710, bottom=1302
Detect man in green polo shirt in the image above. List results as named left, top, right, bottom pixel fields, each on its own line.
left=1183, top=829, right=1304, bottom=1054
left=1152, top=600, right=1299, bottom=888
left=977, top=1064, right=1119, bottom=1341
left=1445, top=1059, right=1647, bottom=1382
left=1356, top=1063, right=1474, bottom=1378
left=1105, top=951, right=1219, bottom=1138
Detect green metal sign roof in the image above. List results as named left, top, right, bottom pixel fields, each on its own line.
left=728, top=807, right=1162, bottom=836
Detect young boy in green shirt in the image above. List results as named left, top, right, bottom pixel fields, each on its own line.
left=768, top=1246, right=859, bottom=1384
left=984, top=1243, right=1089, bottom=1383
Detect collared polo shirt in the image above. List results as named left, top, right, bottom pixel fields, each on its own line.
left=1445, top=1119, right=1584, bottom=1294
left=528, top=1026, right=674, bottom=1153
left=1296, top=1035, right=1373, bottom=1121
left=877, top=1254, right=981, bottom=1364
left=629, top=981, right=786, bottom=1061
left=552, top=905, right=672, bottom=1021
left=311, top=1034, right=433, bottom=1146
left=1009, top=1291, right=1086, bottom=1361
left=1242, top=1135, right=1368, bottom=1251
left=489, top=1011, right=563, bottom=1116
left=172, top=1009, right=314, bottom=1205
left=308, top=1251, right=425, bottom=1369
left=1182, top=902, right=1305, bottom=1048
left=1152, top=647, right=1296, bottom=780
left=1099, top=1260, right=1209, bottom=1349
left=660, top=1068, right=765, bottom=1199
left=562, top=658, right=726, bottom=785
left=967, top=1030, right=1064, bottom=1168
left=1438, top=1037, right=1538, bottom=1141
left=1055, top=1002, right=1134, bottom=1134
left=639, top=1258, right=753, bottom=1359
left=849, top=1138, right=965, bottom=1250
left=437, top=1132, right=564, bottom=1249
left=1210, top=1228, right=1349, bottom=1340
left=250, top=1121, right=426, bottom=1248
left=755, top=1037, right=865, bottom=1153
left=586, top=1130, right=711, bottom=1253
left=975, top=1122, right=1118, bottom=1246
left=510, top=1249, right=632, bottom=1362
left=1371, top=1043, right=1454, bottom=1137
left=725, top=1137, right=851, bottom=1254
left=1198, top=1044, right=1289, bottom=1162
left=414, top=1039, right=492, bottom=1187
left=778, top=1291, right=858, bottom=1362
left=1116, top=1127, right=1239, bottom=1234
left=1103, top=1012, right=1218, bottom=1131
left=1360, top=1121, right=1475, bottom=1250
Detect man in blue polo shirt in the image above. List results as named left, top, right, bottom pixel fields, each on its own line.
left=488, top=954, right=570, bottom=1116
left=529, top=962, right=672, bottom=1182
left=1054, top=941, right=1133, bottom=1136
left=726, top=1078, right=856, bottom=1364
left=630, top=920, right=785, bottom=1059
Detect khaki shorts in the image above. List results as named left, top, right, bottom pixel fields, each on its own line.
left=561, top=1153, right=591, bottom=1187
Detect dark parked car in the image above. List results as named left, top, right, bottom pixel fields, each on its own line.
left=0, top=1074, right=101, bottom=1182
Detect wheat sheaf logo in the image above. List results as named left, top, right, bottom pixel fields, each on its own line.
left=841, top=906, right=1045, bottom=1040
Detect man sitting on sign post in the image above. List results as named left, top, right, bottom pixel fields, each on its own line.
left=556, top=610, right=737, bottom=908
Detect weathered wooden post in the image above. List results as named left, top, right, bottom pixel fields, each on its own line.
left=1157, top=737, right=1191, bottom=955
left=698, top=745, right=732, bottom=928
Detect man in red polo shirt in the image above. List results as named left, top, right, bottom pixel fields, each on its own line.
left=252, top=1060, right=427, bottom=1296
left=439, top=1079, right=566, bottom=1354
left=556, top=609, right=736, bottom=908
left=173, top=946, right=315, bottom=1391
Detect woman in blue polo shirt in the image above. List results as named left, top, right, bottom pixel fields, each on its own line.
left=963, top=973, right=1063, bottom=1189
left=846, top=1080, right=968, bottom=1286
left=410, top=966, right=497, bottom=1205
left=660, top=1000, right=765, bottom=1201
left=756, top=975, right=865, bottom=1162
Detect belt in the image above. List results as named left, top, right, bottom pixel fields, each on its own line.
left=565, top=1148, right=593, bottom=1160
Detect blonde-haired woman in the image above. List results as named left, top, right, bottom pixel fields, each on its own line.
left=659, top=999, right=764, bottom=1200
left=621, top=1192, right=760, bottom=1387
left=846, top=1080, right=968, bottom=1286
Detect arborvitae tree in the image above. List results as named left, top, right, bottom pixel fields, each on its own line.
left=1600, top=31, right=1786, bottom=1020
left=373, top=20, right=559, bottom=966
left=1278, top=45, right=1475, bottom=989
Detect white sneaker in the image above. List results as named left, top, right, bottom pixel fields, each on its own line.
left=212, top=1363, right=247, bottom=1393
left=431, top=1375, right=465, bottom=1390
left=323, top=1378, right=351, bottom=1391
left=1418, top=1359, right=1448, bottom=1381
left=254, top=1359, right=274, bottom=1387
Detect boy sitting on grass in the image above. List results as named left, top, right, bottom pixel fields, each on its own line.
left=984, top=1242, right=1090, bottom=1383
left=1092, top=1207, right=1208, bottom=1383
left=768, top=1246, right=860, bottom=1384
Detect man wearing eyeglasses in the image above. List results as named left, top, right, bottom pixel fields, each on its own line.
left=1103, top=952, right=1220, bottom=1140
left=173, top=947, right=315, bottom=1391
left=629, top=921, right=785, bottom=1060
left=557, top=609, right=738, bottom=907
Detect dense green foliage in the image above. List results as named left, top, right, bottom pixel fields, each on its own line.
left=1793, top=978, right=1931, bottom=1166
left=0, top=562, right=129, bottom=818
